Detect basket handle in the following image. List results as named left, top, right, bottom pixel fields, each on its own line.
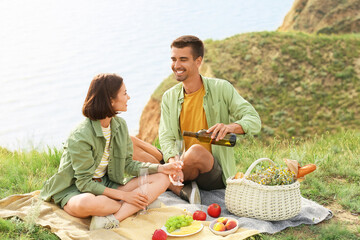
left=244, top=158, right=275, bottom=177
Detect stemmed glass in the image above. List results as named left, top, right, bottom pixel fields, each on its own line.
left=138, top=166, right=149, bottom=215
left=173, top=139, right=185, bottom=186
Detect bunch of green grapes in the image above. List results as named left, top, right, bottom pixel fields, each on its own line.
left=165, top=215, right=193, bottom=233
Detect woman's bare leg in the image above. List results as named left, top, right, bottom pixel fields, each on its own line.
left=64, top=193, right=122, bottom=218
left=113, top=173, right=169, bottom=221
left=63, top=173, right=170, bottom=221
left=131, top=136, right=163, bottom=163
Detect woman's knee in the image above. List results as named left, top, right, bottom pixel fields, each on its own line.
left=66, top=193, right=96, bottom=215
left=78, top=194, right=98, bottom=209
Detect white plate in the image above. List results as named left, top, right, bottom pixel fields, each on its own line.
left=209, top=217, right=239, bottom=236
left=161, top=222, right=203, bottom=237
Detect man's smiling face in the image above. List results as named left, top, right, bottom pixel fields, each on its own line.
left=171, top=46, right=202, bottom=82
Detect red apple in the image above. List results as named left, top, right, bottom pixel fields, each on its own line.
left=225, top=219, right=237, bottom=230
left=207, top=203, right=221, bottom=218
left=152, top=229, right=167, bottom=240
left=192, top=210, right=207, bottom=221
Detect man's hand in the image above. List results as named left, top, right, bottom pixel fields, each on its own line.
left=207, top=123, right=244, bottom=141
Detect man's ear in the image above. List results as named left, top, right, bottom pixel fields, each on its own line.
left=196, top=56, right=203, bottom=68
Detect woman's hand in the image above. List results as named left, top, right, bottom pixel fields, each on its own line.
left=158, top=160, right=184, bottom=184
left=122, top=191, right=149, bottom=209
left=103, top=187, right=148, bottom=209
left=158, top=160, right=183, bottom=176
left=169, top=169, right=184, bottom=185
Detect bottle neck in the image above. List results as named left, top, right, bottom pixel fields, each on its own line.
left=183, top=131, right=197, bottom=138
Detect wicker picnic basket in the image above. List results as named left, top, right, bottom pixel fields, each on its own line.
left=225, top=158, right=301, bottom=221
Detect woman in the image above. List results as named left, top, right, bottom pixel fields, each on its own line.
left=131, top=136, right=164, bottom=164
left=40, top=73, right=181, bottom=230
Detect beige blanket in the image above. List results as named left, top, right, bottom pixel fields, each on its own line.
left=0, top=191, right=259, bottom=240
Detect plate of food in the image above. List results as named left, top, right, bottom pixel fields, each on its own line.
left=161, top=220, right=203, bottom=237
left=209, top=217, right=239, bottom=236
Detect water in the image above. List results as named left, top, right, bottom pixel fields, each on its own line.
left=0, top=0, right=293, bottom=150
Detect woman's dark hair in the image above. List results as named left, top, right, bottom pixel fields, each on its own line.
left=82, top=73, right=123, bottom=120
left=171, top=35, right=204, bottom=60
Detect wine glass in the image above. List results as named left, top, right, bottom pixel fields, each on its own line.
left=173, top=139, right=184, bottom=186
left=138, top=166, right=149, bottom=215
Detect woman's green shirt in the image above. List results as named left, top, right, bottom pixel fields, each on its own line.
left=40, top=117, right=158, bottom=201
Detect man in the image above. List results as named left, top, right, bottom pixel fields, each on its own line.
left=159, top=35, right=261, bottom=204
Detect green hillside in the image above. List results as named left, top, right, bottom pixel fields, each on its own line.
left=151, top=31, right=360, bottom=141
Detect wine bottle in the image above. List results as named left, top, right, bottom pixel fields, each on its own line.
left=183, top=129, right=236, bottom=147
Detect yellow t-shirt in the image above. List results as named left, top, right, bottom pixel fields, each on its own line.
left=180, top=85, right=211, bottom=153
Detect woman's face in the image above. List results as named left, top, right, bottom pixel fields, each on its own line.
left=111, top=83, right=130, bottom=112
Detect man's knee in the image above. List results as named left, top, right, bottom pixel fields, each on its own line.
left=185, top=144, right=213, bottom=172
left=187, top=144, right=207, bottom=156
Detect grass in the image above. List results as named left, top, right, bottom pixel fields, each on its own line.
left=1, top=130, right=359, bottom=239
left=205, top=32, right=360, bottom=141
left=0, top=217, right=58, bottom=240
left=0, top=147, right=62, bottom=199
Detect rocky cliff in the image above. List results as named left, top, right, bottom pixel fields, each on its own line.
left=278, top=0, right=360, bottom=34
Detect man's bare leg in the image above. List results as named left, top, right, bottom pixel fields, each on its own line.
left=168, top=144, right=213, bottom=195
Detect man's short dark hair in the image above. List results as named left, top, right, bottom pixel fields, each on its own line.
left=171, top=35, right=204, bottom=60
left=82, top=73, right=123, bottom=120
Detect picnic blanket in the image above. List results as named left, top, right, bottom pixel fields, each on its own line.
left=0, top=191, right=259, bottom=240
left=0, top=190, right=332, bottom=240
left=159, top=189, right=333, bottom=234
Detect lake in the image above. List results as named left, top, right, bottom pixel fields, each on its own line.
left=0, top=0, right=293, bottom=150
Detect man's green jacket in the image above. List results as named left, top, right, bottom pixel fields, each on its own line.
left=159, top=76, right=261, bottom=184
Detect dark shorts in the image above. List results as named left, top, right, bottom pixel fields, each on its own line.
left=195, top=156, right=225, bottom=191
left=52, top=174, right=120, bottom=209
